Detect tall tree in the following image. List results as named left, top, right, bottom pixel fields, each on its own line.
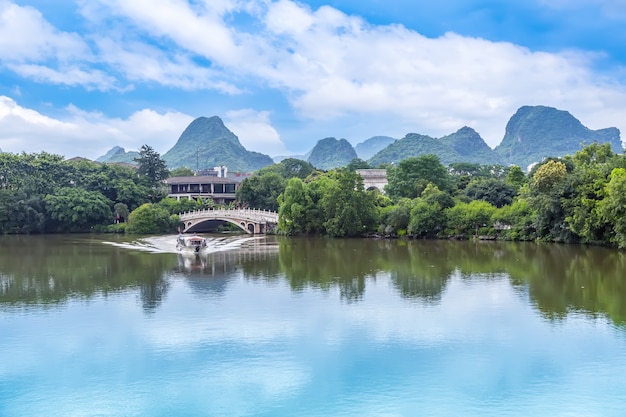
left=385, top=154, right=451, bottom=199
left=134, top=145, right=169, bottom=188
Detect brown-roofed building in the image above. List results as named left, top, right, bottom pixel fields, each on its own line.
left=164, top=176, right=239, bottom=205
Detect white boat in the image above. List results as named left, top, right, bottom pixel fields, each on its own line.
left=176, top=234, right=208, bottom=253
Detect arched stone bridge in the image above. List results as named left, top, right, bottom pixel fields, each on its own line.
left=179, top=208, right=279, bottom=234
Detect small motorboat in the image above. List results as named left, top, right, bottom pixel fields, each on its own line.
left=176, top=234, right=208, bottom=253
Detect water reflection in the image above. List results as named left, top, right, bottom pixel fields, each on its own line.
left=1, top=235, right=625, bottom=326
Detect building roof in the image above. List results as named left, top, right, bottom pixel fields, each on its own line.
left=165, top=176, right=239, bottom=185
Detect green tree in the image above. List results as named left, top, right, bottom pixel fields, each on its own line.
left=278, top=177, right=312, bottom=235
left=464, top=178, right=517, bottom=208
left=445, top=200, right=496, bottom=236
left=169, top=167, right=195, bottom=177
left=385, top=154, right=451, bottom=199
left=126, top=203, right=175, bottom=234
left=346, top=158, right=371, bottom=171
left=505, top=165, right=527, bottom=190
left=491, top=199, right=535, bottom=240
left=0, top=190, right=46, bottom=234
left=319, top=170, right=378, bottom=237
left=408, top=200, right=445, bottom=237
left=236, top=172, right=286, bottom=211
left=44, top=187, right=112, bottom=232
left=134, top=145, right=169, bottom=188
left=598, top=168, right=626, bottom=248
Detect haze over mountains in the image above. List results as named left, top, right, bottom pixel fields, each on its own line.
left=96, top=105, right=623, bottom=172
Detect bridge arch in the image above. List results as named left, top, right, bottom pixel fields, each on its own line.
left=179, top=208, right=279, bottom=234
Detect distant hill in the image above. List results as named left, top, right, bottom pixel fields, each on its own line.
left=307, top=137, right=358, bottom=170
left=368, top=133, right=464, bottom=166
left=96, top=146, right=139, bottom=164
left=162, top=116, right=273, bottom=172
left=355, top=136, right=396, bottom=160
left=495, top=105, right=623, bottom=169
left=439, top=127, right=502, bottom=165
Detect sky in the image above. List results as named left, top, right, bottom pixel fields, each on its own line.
left=1, top=0, right=625, bottom=160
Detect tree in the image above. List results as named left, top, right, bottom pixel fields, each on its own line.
left=505, top=165, right=526, bottom=189
left=464, top=178, right=517, bottom=208
left=346, top=158, right=371, bottom=171
left=126, top=203, right=175, bottom=234
left=236, top=172, right=286, bottom=211
left=385, top=154, right=451, bottom=199
left=408, top=200, right=445, bottom=237
left=278, top=177, right=312, bottom=234
left=44, top=187, right=112, bottom=232
left=134, top=145, right=169, bottom=188
left=445, top=200, right=496, bottom=236
left=598, top=168, right=626, bottom=248
left=319, top=170, right=378, bottom=237
left=531, top=160, right=567, bottom=192
left=169, top=167, right=195, bottom=177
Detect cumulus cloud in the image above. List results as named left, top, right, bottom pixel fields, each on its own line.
left=79, top=0, right=626, bottom=146
left=225, top=109, right=287, bottom=155
left=1, top=0, right=625, bottom=154
left=0, top=96, right=192, bottom=159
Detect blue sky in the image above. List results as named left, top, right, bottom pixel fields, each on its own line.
left=1, top=0, right=625, bottom=160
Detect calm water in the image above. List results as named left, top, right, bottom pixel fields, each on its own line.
left=1, top=235, right=625, bottom=416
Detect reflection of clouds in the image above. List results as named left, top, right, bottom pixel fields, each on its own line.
left=142, top=272, right=523, bottom=352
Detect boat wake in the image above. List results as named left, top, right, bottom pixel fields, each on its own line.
left=102, top=234, right=264, bottom=254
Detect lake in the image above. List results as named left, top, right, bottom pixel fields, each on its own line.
left=1, top=235, right=625, bottom=416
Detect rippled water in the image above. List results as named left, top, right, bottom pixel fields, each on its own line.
left=1, top=235, right=625, bottom=416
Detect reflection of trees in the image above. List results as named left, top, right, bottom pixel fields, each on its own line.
left=4, top=235, right=625, bottom=326
left=0, top=236, right=172, bottom=312
left=504, top=244, right=626, bottom=325
left=277, top=237, right=391, bottom=302
left=387, top=241, right=455, bottom=303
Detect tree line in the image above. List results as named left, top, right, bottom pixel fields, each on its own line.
left=2, top=142, right=626, bottom=249
left=0, top=145, right=207, bottom=234
left=237, top=144, right=626, bottom=248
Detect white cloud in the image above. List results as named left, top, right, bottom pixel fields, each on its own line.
left=0, top=96, right=192, bottom=159
left=0, top=0, right=89, bottom=62
left=2, top=0, right=626, bottom=152
left=225, top=109, right=287, bottom=155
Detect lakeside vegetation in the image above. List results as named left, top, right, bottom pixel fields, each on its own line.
left=2, top=142, right=626, bottom=249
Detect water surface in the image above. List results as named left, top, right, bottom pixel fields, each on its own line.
left=1, top=235, right=625, bottom=416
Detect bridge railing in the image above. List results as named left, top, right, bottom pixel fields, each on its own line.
left=179, top=208, right=279, bottom=223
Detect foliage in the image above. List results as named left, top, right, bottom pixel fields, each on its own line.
left=531, top=160, right=568, bottom=191
left=278, top=170, right=378, bottom=237
left=278, top=177, right=312, bottom=235
left=0, top=190, right=46, bottom=234
left=236, top=172, right=286, bottom=211
left=505, top=165, right=527, bottom=189
left=169, top=167, right=195, bottom=177
left=44, top=187, right=112, bottom=232
left=598, top=168, right=626, bottom=248
left=346, top=158, right=371, bottom=171
left=134, top=145, right=170, bottom=188
left=126, top=203, right=176, bottom=234
left=491, top=199, right=535, bottom=240
left=445, top=200, right=496, bottom=236
left=464, top=178, right=517, bottom=208
left=385, top=154, right=452, bottom=199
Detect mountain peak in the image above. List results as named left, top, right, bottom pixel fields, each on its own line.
left=308, top=137, right=358, bottom=170
left=495, top=105, right=622, bottom=168
left=162, top=116, right=272, bottom=172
